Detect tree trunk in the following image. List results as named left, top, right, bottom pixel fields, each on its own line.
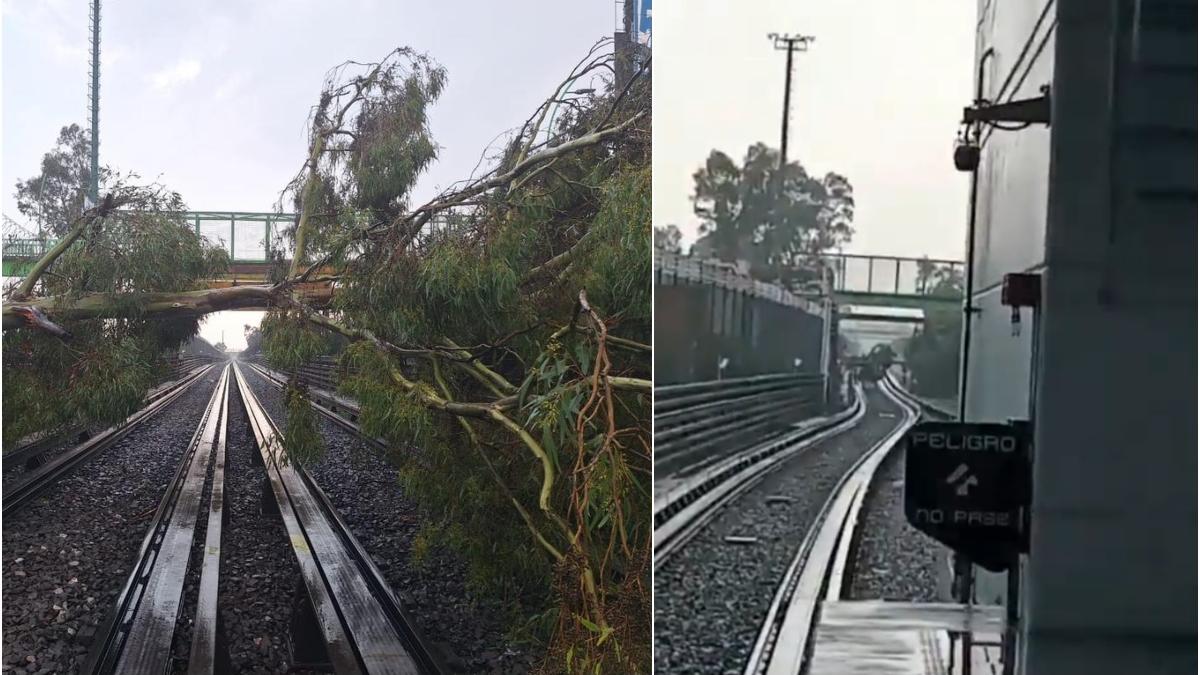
left=2, top=281, right=342, bottom=332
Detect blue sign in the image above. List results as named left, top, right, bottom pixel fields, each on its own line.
left=635, top=0, right=652, bottom=46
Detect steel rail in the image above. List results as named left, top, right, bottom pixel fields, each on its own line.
left=2, top=363, right=217, bottom=514
left=887, top=376, right=956, bottom=421
left=3, top=364, right=213, bottom=471
left=189, top=364, right=233, bottom=673
left=83, top=364, right=232, bottom=674
left=656, top=386, right=813, bottom=438
left=743, top=375, right=920, bottom=675
left=655, top=392, right=822, bottom=464
left=655, top=373, right=824, bottom=412
left=238, top=361, right=444, bottom=671
left=658, top=396, right=810, bottom=447
left=232, top=363, right=443, bottom=674
left=654, top=373, right=829, bottom=477
left=244, top=360, right=363, bottom=424
left=653, top=388, right=866, bottom=570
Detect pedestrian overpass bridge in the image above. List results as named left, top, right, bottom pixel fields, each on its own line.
left=653, top=250, right=963, bottom=312
left=2, top=211, right=296, bottom=281
left=827, top=252, right=962, bottom=309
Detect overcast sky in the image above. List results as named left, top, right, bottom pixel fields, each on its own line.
left=2, top=0, right=615, bottom=349
left=653, top=0, right=975, bottom=260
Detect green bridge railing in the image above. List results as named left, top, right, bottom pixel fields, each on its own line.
left=2, top=211, right=299, bottom=266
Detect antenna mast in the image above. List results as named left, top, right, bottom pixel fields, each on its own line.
left=88, top=0, right=101, bottom=205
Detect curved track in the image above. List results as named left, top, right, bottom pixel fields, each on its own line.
left=744, top=376, right=919, bottom=675
left=654, top=377, right=917, bottom=673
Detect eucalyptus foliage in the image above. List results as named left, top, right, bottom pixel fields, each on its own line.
left=261, top=43, right=651, bottom=673
left=15, top=124, right=113, bottom=237
left=3, top=180, right=229, bottom=446
left=692, top=143, right=855, bottom=288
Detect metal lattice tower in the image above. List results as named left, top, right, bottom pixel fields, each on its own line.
left=88, top=0, right=101, bottom=205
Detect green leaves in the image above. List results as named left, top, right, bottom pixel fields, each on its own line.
left=692, top=143, right=856, bottom=289
left=14, top=123, right=114, bottom=238
left=282, top=383, right=324, bottom=466
left=2, top=330, right=159, bottom=446
left=281, top=48, right=447, bottom=263
left=261, top=310, right=329, bottom=373
left=415, top=243, right=522, bottom=341
left=574, top=165, right=652, bottom=325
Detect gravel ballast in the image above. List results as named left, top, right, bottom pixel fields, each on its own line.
left=3, top=368, right=213, bottom=491
left=846, top=442, right=953, bottom=603
left=653, top=385, right=905, bottom=674
left=3, top=424, right=106, bottom=491
left=2, top=367, right=224, bottom=675
left=240, top=364, right=531, bottom=673
left=213, top=379, right=306, bottom=673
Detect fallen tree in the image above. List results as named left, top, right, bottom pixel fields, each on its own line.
left=4, top=40, right=650, bottom=673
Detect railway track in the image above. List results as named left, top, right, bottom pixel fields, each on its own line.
left=242, top=354, right=351, bottom=402
left=83, top=364, right=234, bottom=673
left=743, top=374, right=919, bottom=675
left=654, top=375, right=920, bottom=673
left=2, top=363, right=217, bottom=514
left=654, top=373, right=828, bottom=479
left=3, top=361, right=218, bottom=474
left=77, top=362, right=443, bottom=674
left=236, top=359, right=531, bottom=672
left=653, top=379, right=864, bottom=569
left=243, top=359, right=364, bottom=426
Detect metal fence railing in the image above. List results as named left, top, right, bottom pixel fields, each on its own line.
left=654, top=373, right=827, bottom=470
left=827, top=253, right=964, bottom=296
left=655, top=250, right=965, bottom=306
left=3, top=210, right=471, bottom=266
left=2, top=238, right=46, bottom=258
left=654, top=250, right=822, bottom=313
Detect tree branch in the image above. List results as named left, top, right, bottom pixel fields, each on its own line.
left=2, top=285, right=281, bottom=331
left=12, top=194, right=118, bottom=301
left=384, top=110, right=646, bottom=248
left=439, top=337, right=516, bottom=394
left=430, top=357, right=566, bottom=561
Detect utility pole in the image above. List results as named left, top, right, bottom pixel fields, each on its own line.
left=88, top=0, right=101, bottom=206
left=615, top=0, right=634, bottom=86
left=767, top=33, right=814, bottom=168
